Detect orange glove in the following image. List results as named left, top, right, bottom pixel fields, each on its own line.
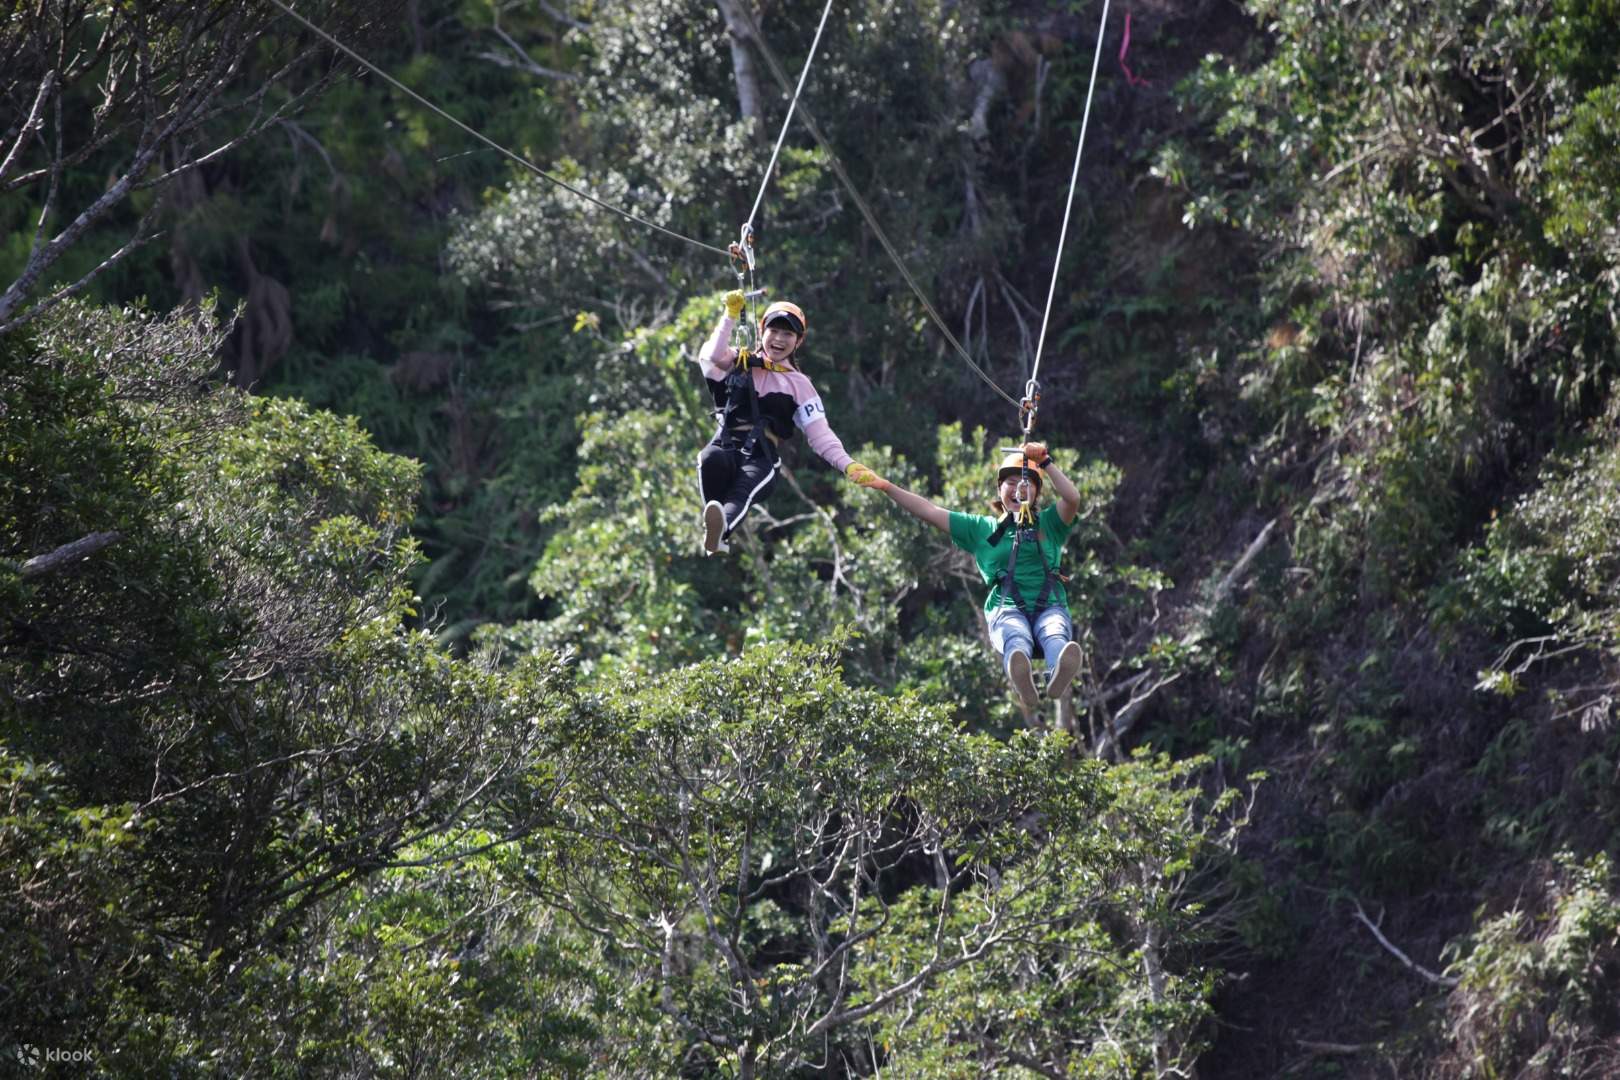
left=845, top=462, right=889, bottom=491
left=1021, top=441, right=1049, bottom=465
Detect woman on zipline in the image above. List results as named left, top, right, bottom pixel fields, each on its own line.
left=694, top=290, right=874, bottom=554
left=851, top=444, right=1083, bottom=721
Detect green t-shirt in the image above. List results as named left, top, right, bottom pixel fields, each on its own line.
left=948, top=504, right=1075, bottom=614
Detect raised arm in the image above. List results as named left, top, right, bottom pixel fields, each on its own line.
left=1024, top=442, right=1081, bottom=524
left=696, top=291, right=746, bottom=376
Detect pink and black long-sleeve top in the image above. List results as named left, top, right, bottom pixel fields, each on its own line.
left=696, top=316, right=854, bottom=472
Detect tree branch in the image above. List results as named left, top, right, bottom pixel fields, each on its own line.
left=1209, top=517, right=1279, bottom=610
left=0, top=0, right=344, bottom=326
left=534, top=0, right=587, bottom=31
left=478, top=21, right=578, bottom=82
left=1298, top=1040, right=1375, bottom=1054
left=0, top=70, right=57, bottom=185
left=0, top=208, right=165, bottom=336
left=12, top=531, right=123, bottom=579
left=1351, top=898, right=1459, bottom=988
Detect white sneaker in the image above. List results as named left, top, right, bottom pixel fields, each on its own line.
left=1007, top=649, right=1039, bottom=713
left=1046, top=640, right=1082, bottom=700
left=701, top=501, right=726, bottom=555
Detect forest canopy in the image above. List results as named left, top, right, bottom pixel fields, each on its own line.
left=4, top=0, right=1620, bottom=1075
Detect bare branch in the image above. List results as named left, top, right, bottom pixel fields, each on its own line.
left=12, top=531, right=123, bottom=579
left=0, top=70, right=58, bottom=184
left=0, top=0, right=365, bottom=326
left=535, top=0, right=587, bottom=31
left=1208, top=517, right=1279, bottom=610
left=136, top=75, right=330, bottom=191
left=472, top=47, right=576, bottom=82
left=806, top=925, right=1011, bottom=1037
left=27, top=88, right=66, bottom=281
left=1351, top=898, right=1459, bottom=988
left=0, top=207, right=165, bottom=336
left=1298, top=1039, right=1375, bottom=1054
left=477, top=21, right=578, bottom=82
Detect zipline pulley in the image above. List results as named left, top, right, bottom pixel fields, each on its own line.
left=1019, top=378, right=1042, bottom=439
left=727, top=223, right=761, bottom=352
left=728, top=223, right=756, bottom=276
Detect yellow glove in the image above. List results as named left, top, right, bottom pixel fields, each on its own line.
left=724, top=290, right=746, bottom=318
left=845, top=462, right=889, bottom=490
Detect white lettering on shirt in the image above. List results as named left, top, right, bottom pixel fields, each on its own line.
left=794, top=396, right=826, bottom=429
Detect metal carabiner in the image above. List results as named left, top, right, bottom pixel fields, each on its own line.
left=1018, top=378, right=1042, bottom=437
left=727, top=222, right=756, bottom=275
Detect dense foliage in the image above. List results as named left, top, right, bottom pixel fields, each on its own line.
left=4, top=0, right=1620, bottom=1075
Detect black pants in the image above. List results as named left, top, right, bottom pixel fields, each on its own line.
left=698, top=432, right=779, bottom=539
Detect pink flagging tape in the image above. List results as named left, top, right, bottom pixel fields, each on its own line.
left=1119, top=10, right=1151, bottom=87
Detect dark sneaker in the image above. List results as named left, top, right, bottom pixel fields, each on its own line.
left=702, top=501, right=726, bottom=555
left=1046, top=640, right=1082, bottom=700
left=1008, top=649, right=1039, bottom=712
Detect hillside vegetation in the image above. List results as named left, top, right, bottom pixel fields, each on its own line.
left=3, top=0, right=1619, bottom=1075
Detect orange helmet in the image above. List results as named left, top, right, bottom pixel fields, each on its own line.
left=996, top=451, right=1045, bottom=488
left=758, top=300, right=807, bottom=337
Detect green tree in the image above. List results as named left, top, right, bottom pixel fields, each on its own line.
left=0, top=0, right=393, bottom=332
left=514, top=638, right=1252, bottom=1077
left=1172, top=0, right=1620, bottom=605
left=1443, top=852, right=1620, bottom=1076
left=2, top=301, right=571, bottom=1068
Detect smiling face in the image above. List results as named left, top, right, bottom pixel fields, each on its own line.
left=997, top=472, right=1042, bottom=513
left=759, top=323, right=803, bottom=365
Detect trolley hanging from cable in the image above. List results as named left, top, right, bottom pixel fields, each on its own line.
left=1006, top=0, right=1109, bottom=521
left=1014, top=377, right=1043, bottom=524
left=727, top=223, right=762, bottom=358
left=716, top=0, right=834, bottom=362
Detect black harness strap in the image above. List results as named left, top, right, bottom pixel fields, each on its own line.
left=718, top=349, right=775, bottom=460
left=991, top=513, right=1061, bottom=621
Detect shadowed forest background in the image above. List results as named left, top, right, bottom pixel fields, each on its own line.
left=4, top=0, right=1620, bottom=1075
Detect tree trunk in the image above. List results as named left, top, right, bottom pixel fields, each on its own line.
left=713, top=0, right=764, bottom=123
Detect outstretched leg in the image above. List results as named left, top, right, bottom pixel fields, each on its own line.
left=1033, top=606, right=1080, bottom=700
left=698, top=438, right=779, bottom=539
left=697, top=440, right=738, bottom=554
left=987, top=607, right=1040, bottom=721
left=718, top=451, right=778, bottom=538
left=698, top=438, right=739, bottom=508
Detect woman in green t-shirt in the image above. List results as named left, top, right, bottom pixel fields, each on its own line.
left=846, top=444, right=1083, bottom=720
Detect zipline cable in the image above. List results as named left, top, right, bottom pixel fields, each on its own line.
left=743, top=0, right=838, bottom=239
left=270, top=0, right=1108, bottom=419
left=1029, top=0, right=1112, bottom=391
left=737, top=7, right=1022, bottom=410
left=266, top=0, right=731, bottom=259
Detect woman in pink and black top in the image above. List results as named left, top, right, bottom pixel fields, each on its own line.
left=693, top=291, right=880, bottom=554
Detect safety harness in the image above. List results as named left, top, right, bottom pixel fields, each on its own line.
left=713, top=224, right=798, bottom=462
left=987, top=511, right=1067, bottom=623
left=989, top=379, right=1069, bottom=621
left=715, top=348, right=788, bottom=461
